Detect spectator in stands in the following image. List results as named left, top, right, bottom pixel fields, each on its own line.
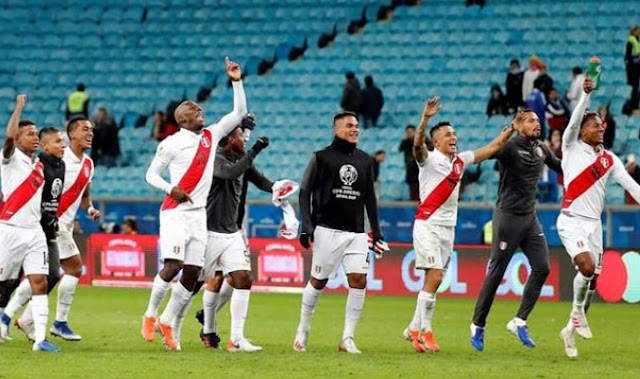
left=361, top=76, right=384, bottom=128
left=567, top=66, right=587, bottom=111
left=625, top=26, right=640, bottom=112
left=398, top=125, right=420, bottom=201
left=90, top=107, right=120, bottom=168
left=522, top=56, right=542, bottom=101
left=122, top=218, right=139, bottom=235
left=465, top=0, right=486, bottom=6
left=486, top=85, right=508, bottom=117
left=66, top=83, right=90, bottom=121
left=546, top=128, right=564, bottom=187
left=505, top=59, right=524, bottom=113
left=460, top=164, right=482, bottom=196
left=372, top=150, right=386, bottom=199
left=599, top=105, right=616, bottom=150
left=625, top=154, right=640, bottom=204
left=340, top=72, right=362, bottom=116
left=545, top=88, right=569, bottom=132
left=526, top=77, right=547, bottom=140
left=151, top=111, right=177, bottom=141
left=535, top=62, right=553, bottom=98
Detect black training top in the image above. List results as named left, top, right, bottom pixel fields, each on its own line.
left=39, top=152, right=65, bottom=239
left=494, top=134, right=562, bottom=214
left=206, top=147, right=273, bottom=234
left=299, top=137, right=382, bottom=238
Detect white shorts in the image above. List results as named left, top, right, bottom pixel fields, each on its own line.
left=0, top=223, right=48, bottom=280
left=413, top=219, right=454, bottom=271
left=310, top=226, right=369, bottom=280
left=200, top=231, right=250, bottom=280
left=556, top=212, right=604, bottom=274
left=159, top=208, right=207, bottom=267
left=57, top=227, right=80, bottom=260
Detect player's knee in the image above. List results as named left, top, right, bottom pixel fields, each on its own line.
left=579, top=263, right=595, bottom=278
left=310, top=277, right=328, bottom=290
left=28, top=275, right=48, bottom=295
left=347, top=274, right=367, bottom=289
left=207, top=272, right=224, bottom=291
left=159, top=261, right=183, bottom=281
left=231, top=271, right=252, bottom=289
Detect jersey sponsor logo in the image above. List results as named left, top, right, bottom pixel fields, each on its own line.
left=57, top=158, right=93, bottom=217
left=0, top=162, right=45, bottom=221
left=415, top=156, right=464, bottom=221
left=161, top=129, right=213, bottom=211
left=339, top=164, right=358, bottom=186
left=562, top=151, right=613, bottom=209
left=51, top=178, right=63, bottom=199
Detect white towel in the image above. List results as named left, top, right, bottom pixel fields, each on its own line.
left=279, top=200, right=299, bottom=240
left=271, top=179, right=299, bottom=206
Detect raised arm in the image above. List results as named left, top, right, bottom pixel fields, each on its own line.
left=543, top=143, right=563, bottom=174
left=413, top=96, right=440, bottom=165
left=3, top=95, right=27, bottom=159
left=472, top=120, right=517, bottom=163
left=208, top=57, right=248, bottom=138
left=612, top=155, right=640, bottom=204
left=245, top=164, right=274, bottom=193
left=563, top=76, right=594, bottom=149
left=214, top=137, right=269, bottom=180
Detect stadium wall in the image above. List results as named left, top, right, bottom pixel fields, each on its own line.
left=77, top=234, right=640, bottom=304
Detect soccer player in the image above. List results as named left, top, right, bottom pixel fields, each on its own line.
left=0, top=127, right=66, bottom=342
left=45, top=117, right=101, bottom=341
left=470, top=109, right=562, bottom=351
left=0, top=95, right=58, bottom=351
left=557, top=77, right=640, bottom=358
left=199, top=125, right=276, bottom=352
left=403, top=97, right=516, bottom=353
left=293, top=111, right=386, bottom=354
left=142, top=57, right=247, bottom=351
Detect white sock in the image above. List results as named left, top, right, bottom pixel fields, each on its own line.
left=203, top=289, right=218, bottom=334
left=30, top=294, right=48, bottom=344
left=409, top=296, right=422, bottom=331
left=342, top=288, right=366, bottom=340
left=56, top=275, right=79, bottom=322
left=217, top=279, right=234, bottom=314
left=297, top=282, right=322, bottom=333
left=144, top=274, right=172, bottom=318
left=419, top=291, right=436, bottom=333
left=513, top=317, right=526, bottom=326
left=173, top=295, right=194, bottom=343
left=584, top=289, right=596, bottom=313
left=230, top=289, right=250, bottom=342
left=159, top=282, right=191, bottom=326
left=19, top=302, right=34, bottom=325
left=572, top=272, right=592, bottom=312
left=4, top=280, right=32, bottom=319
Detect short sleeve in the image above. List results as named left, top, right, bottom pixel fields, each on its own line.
left=459, top=150, right=475, bottom=167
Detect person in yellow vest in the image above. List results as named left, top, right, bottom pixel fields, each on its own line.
left=625, top=25, right=640, bottom=111
left=65, top=83, right=90, bottom=121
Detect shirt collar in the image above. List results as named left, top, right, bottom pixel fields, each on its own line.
left=433, top=147, right=457, bottom=163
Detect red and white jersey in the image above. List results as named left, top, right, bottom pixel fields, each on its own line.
left=0, top=148, right=44, bottom=228
left=58, top=147, right=94, bottom=231
left=415, top=149, right=475, bottom=226
left=561, top=91, right=640, bottom=219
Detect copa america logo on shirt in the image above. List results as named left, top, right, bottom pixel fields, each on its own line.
left=339, top=164, right=358, bottom=186
left=51, top=178, right=63, bottom=198
left=535, top=146, right=544, bottom=158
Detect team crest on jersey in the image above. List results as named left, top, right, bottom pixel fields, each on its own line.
left=339, top=164, right=358, bottom=186
left=535, top=146, right=544, bottom=158
left=600, top=157, right=609, bottom=168
left=201, top=136, right=211, bottom=148
left=51, top=178, right=63, bottom=198
left=83, top=166, right=90, bottom=177
left=453, top=162, right=462, bottom=175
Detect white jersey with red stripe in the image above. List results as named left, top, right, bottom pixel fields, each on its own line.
left=561, top=91, right=640, bottom=219
left=145, top=80, right=247, bottom=213
left=58, top=147, right=93, bottom=231
left=416, top=148, right=475, bottom=226
left=0, top=148, right=44, bottom=228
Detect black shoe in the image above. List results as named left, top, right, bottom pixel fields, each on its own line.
left=200, top=328, right=221, bottom=349
left=195, top=309, right=204, bottom=326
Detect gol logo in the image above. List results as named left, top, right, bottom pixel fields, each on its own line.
left=597, top=251, right=640, bottom=303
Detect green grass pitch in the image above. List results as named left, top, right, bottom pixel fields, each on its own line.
left=1, top=287, right=638, bottom=378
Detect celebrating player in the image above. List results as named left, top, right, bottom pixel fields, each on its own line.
left=470, top=109, right=562, bottom=351
left=1, top=127, right=66, bottom=343
left=403, top=97, right=515, bottom=353
left=557, top=76, right=640, bottom=358
left=293, top=111, right=386, bottom=354
left=0, top=95, right=58, bottom=351
left=142, top=57, right=247, bottom=351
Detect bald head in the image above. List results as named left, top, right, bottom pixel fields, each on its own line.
left=174, top=100, right=205, bottom=132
